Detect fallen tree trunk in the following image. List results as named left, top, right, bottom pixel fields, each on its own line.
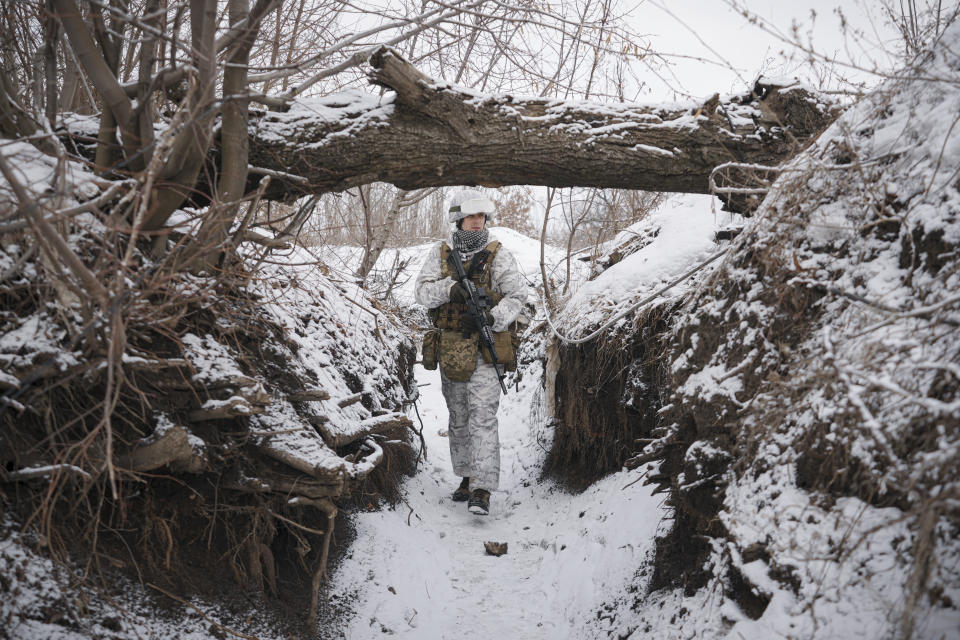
left=248, top=48, right=840, bottom=211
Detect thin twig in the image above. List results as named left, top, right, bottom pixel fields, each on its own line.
left=265, top=508, right=326, bottom=537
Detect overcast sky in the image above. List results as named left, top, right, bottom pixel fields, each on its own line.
left=633, top=0, right=905, bottom=100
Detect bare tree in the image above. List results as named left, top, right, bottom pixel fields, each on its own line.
left=540, top=186, right=558, bottom=309
left=559, top=188, right=598, bottom=294
left=491, top=187, right=537, bottom=236
left=356, top=187, right=437, bottom=280
left=1, top=0, right=840, bottom=280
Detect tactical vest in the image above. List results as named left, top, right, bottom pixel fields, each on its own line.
left=422, top=241, right=518, bottom=381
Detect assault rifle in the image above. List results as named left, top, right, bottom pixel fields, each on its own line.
left=447, top=248, right=508, bottom=395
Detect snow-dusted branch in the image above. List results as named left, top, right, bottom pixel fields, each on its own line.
left=3, top=464, right=93, bottom=482
left=839, top=363, right=960, bottom=417
left=821, top=326, right=898, bottom=466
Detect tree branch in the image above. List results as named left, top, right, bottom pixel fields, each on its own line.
left=53, top=0, right=140, bottom=159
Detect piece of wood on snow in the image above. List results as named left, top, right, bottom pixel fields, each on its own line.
left=199, top=373, right=259, bottom=390
left=336, top=392, right=364, bottom=408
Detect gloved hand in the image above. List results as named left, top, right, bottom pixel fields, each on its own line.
left=449, top=282, right=469, bottom=303
left=459, top=309, right=494, bottom=334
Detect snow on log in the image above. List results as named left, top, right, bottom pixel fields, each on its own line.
left=251, top=416, right=399, bottom=483
left=253, top=428, right=342, bottom=478
left=336, top=392, right=365, bottom=408
left=121, top=356, right=189, bottom=373
left=348, top=438, right=383, bottom=479
left=248, top=47, right=840, bottom=212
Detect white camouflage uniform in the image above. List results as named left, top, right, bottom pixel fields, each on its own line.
left=414, top=232, right=527, bottom=492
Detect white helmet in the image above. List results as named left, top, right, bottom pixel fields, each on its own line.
left=448, top=189, right=495, bottom=224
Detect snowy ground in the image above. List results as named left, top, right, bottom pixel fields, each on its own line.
left=328, top=361, right=667, bottom=640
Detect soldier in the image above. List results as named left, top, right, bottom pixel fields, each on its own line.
left=414, top=190, right=527, bottom=516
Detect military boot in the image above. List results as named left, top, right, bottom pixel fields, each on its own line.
left=452, top=477, right=471, bottom=502
left=468, top=489, right=490, bottom=516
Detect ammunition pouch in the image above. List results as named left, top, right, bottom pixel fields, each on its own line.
left=439, top=330, right=479, bottom=381
left=480, top=323, right=519, bottom=372
left=431, top=303, right=466, bottom=330
left=421, top=329, right=439, bottom=370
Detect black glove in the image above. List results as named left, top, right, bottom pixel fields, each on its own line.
left=459, top=309, right=494, bottom=334
left=449, top=282, right=469, bottom=303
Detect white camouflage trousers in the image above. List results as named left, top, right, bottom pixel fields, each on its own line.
left=440, top=355, right=502, bottom=492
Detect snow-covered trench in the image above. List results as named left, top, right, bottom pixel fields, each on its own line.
left=328, top=360, right=666, bottom=639
left=320, top=200, right=722, bottom=639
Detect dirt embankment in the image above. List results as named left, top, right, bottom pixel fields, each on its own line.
left=1, top=222, right=417, bottom=637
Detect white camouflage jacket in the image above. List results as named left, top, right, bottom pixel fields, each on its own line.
left=414, top=233, right=527, bottom=332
